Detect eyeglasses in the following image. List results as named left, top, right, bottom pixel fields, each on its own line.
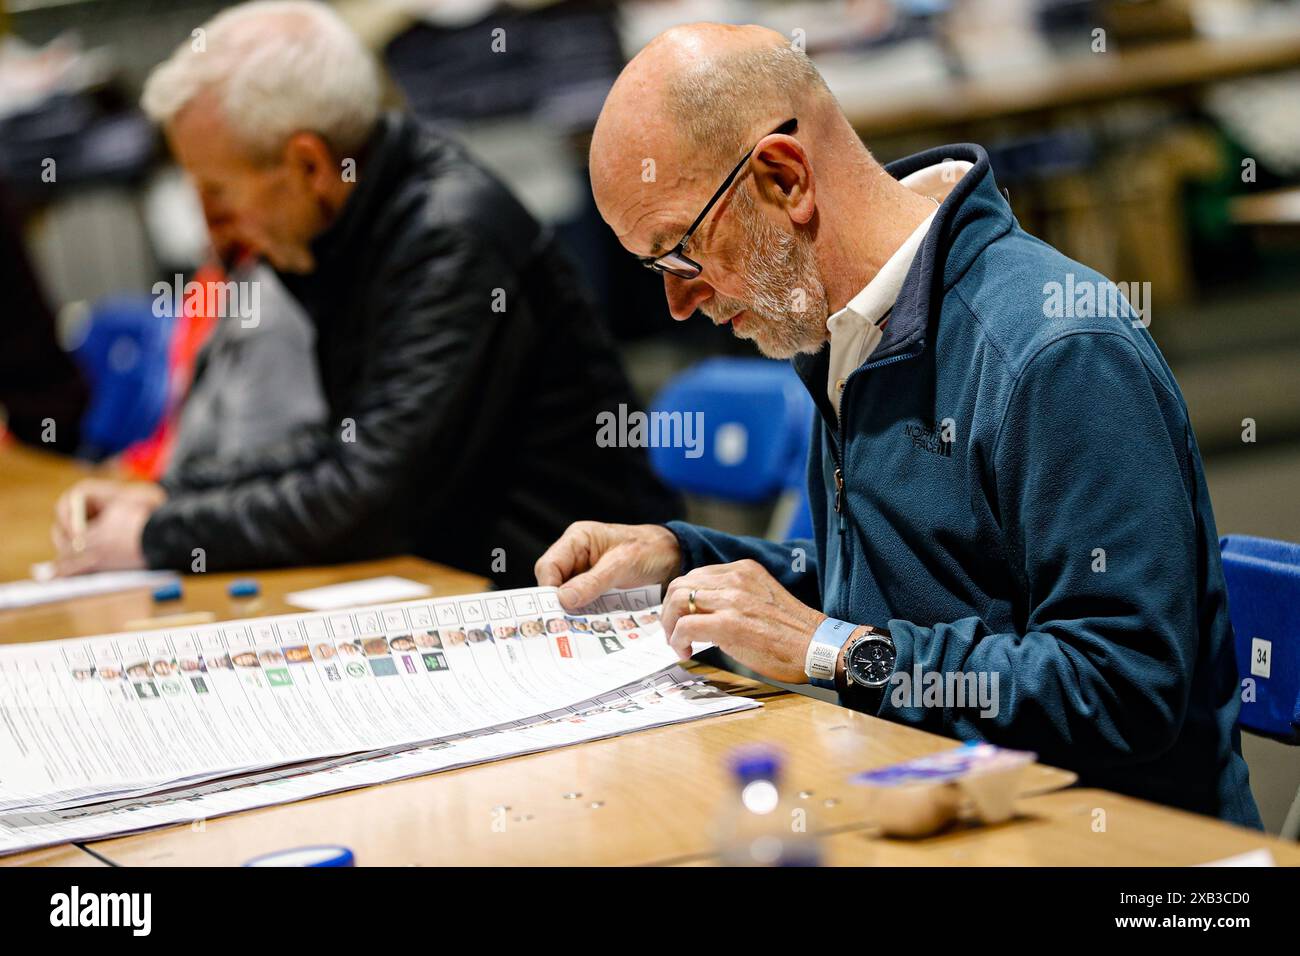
left=639, top=118, right=798, bottom=280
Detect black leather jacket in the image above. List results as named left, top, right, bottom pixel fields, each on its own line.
left=144, top=113, right=681, bottom=586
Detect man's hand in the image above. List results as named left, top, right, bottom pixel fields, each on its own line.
left=51, top=479, right=167, bottom=576
left=535, top=521, right=682, bottom=610
left=660, top=559, right=825, bottom=683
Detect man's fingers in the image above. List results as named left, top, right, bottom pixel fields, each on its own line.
left=54, top=480, right=113, bottom=540
left=535, top=524, right=597, bottom=588
left=661, top=580, right=723, bottom=643
left=534, top=542, right=572, bottom=588
left=667, top=613, right=709, bottom=660
left=52, top=502, right=123, bottom=576
left=53, top=541, right=100, bottom=577
left=51, top=521, right=70, bottom=555
left=660, top=581, right=691, bottom=640
left=662, top=563, right=731, bottom=602
left=52, top=556, right=88, bottom=578
left=661, top=564, right=737, bottom=636
left=54, top=489, right=81, bottom=539
left=558, top=547, right=632, bottom=611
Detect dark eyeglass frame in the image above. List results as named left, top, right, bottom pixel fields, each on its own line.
left=639, top=118, right=798, bottom=280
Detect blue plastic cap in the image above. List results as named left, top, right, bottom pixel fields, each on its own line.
left=152, top=582, right=182, bottom=602
left=729, top=745, right=782, bottom=783
left=242, top=845, right=355, bottom=867
left=228, top=579, right=260, bottom=597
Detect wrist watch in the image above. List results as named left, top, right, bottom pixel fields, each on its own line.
left=842, top=627, right=896, bottom=692
left=805, top=618, right=897, bottom=694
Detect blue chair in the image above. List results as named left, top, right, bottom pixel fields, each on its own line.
left=1221, top=534, right=1300, bottom=839
left=68, top=295, right=175, bottom=460
left=648, top=358, right=814, bottom=535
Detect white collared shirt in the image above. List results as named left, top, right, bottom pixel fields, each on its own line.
left=825, top=159, right=973, bottom=414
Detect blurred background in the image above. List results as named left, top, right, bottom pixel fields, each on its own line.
left=2, top=0, right=1298, bottom=828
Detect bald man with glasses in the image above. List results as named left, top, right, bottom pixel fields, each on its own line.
left=536, top=22, right=1260, bottom=827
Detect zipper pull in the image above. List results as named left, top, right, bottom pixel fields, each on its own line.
left=834, top=467, right=845, bottom=533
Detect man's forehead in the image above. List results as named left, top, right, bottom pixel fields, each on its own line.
left=170, top=113, right=231, bottom=164
left=616, top=213, right=688, bottom=258
left=646, top=225, right=688, bottom=257
left=604, top=177, right=702, bottom=256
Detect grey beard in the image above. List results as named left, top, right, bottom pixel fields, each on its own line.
left=711, top=190, right=828, bottom=359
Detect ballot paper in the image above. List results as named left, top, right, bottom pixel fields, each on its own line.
left=0, top=584, right=751, bottom=854
left=0, top=570, right=179, bottom=611
left=0, top=665, right=755, bottom=856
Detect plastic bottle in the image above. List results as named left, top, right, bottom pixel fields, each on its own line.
left=715, top=746, right=821, bottom=866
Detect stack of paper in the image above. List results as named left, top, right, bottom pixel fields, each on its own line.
left=0, top=585, right=758, bottom=856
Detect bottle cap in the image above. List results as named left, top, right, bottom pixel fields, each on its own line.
left=152, top=582, right=183, bottom=602
left=228, top=579, right=260, bottom=598
left=729, top=745, right=781, bottom=783
left=242, top=845, right=354, bottom=867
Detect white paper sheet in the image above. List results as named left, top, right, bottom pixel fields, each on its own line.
left=0, top=584, right=698, bottom=817
left=0, top=570, right=179, bottom=611
left=284, top=576, right=433, bottom=610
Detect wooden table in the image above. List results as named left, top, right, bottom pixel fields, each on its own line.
left=812, top=789, right=1300, bottom=867
left=1, top=442, right=1294, bottom=866
left=0, top=440, right=97, bottom=583
left=0, top=844, right=109, bottom=868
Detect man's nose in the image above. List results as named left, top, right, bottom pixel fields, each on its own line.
left=663, top=273, right=713, bottom=322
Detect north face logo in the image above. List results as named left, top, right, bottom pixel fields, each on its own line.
left=903, top=422, right=953, bottom=457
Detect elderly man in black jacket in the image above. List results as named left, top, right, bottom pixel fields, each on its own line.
left=51, top=1, right=679, bottom=587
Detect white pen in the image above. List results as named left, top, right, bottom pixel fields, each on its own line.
left=70, top=489, right=87, bottom=553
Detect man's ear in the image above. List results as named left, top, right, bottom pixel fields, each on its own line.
left=282, top=132, right=337, bottom=195
left=750, top=136, right=815, bottom=225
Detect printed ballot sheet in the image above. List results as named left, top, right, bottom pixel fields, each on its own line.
left=0, top=665, right=756, bottom=856
left=0, top=584, right=753, bottom=851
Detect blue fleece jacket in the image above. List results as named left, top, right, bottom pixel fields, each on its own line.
left=668, top=143, right=1260, bottom=827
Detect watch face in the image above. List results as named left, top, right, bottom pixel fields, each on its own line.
left=848, top=637, right=895, bottom=687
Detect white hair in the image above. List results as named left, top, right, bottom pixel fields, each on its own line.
left=141, top=1, right=381, bottom=162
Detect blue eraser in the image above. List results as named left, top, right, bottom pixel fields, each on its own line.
left=243, top=845, right=354, bottom=867
left=228, top=578, right=260, bottom=598
left=152, top=582, right=182, bottom=602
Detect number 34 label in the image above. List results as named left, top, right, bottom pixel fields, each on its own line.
left=1250, top=637, right=1272, bottom=679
